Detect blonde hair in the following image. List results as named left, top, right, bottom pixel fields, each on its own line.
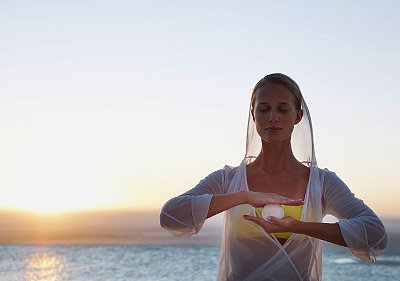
left=251, top=73, right=303, bottom=110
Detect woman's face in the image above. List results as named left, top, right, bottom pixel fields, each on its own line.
left=251, top=83, right=303, bottom=143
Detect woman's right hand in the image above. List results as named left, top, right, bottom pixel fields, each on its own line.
left=244, top=191, right=304, bottom=208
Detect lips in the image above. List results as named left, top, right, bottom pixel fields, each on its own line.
left=266, top=126, right=283, bottom=130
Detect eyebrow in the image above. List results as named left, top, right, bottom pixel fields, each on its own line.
left=257, top=102, right=291, bottom=106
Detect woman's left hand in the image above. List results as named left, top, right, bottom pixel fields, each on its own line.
left=243, top=215, right=299, bottom=233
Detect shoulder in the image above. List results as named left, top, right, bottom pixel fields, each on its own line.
left=199, top=164, right=239, bottom=191
left=206, top=164, right=238, bottom=179
left=319, top=167, right=345, bottom=183
left=222, top=164, right=239, bottom=176
left=220, top=164, right=240, bottom=187
left=317, top=167, right=351, bottom=195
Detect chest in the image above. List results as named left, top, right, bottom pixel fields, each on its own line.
left=246, top=167, right=310, bottom=200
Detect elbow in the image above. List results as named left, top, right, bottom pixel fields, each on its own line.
left=159, top=198, right=197, bottom=238
left=159, top=198, right=174, bottom=228
left=372, top=226, right=387, bottom=252
left=338, top=217, right=388, bottom=261
left=367, top=231, right=387, bottom=263
left=159, top=210, right=196, bottom=238
left=369, top=218, right=388, bottom=252
left=159, top=209, right=169, bottom=229
left=379, top=233, right=388, bottom=251
left=159, top=199, right=177, bottom=230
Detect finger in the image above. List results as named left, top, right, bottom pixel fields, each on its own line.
left=243, top=215, right=258, bottom=222
left=281, top=199, right=304, bottom=206
left=266, top=216, right=284, bottom=226
left=244, top=216, right=283, bottom=233
left=243, top=215, right=266, bottom=226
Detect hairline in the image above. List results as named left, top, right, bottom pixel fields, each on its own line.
left=251, top=81, right=302, bottom=110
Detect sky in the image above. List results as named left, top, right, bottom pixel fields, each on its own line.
left=0, top=1, right=399, bottom=217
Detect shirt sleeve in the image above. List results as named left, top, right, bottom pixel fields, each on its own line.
left=322, top=169, right=387, bottom=262
left=159, top=166, right=232, bottom=238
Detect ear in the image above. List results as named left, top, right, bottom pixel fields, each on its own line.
left=294, top=109, right=303, bottom=125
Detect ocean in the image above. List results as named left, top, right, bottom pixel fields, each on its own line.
left=0, top=245, right=399, bottom=281
left=0, top=213, right=398, bottom=280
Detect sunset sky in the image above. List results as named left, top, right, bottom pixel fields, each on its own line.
left=0, top=1, right=399, bottom=217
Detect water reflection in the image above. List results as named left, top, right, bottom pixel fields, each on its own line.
left=25, top=251, right=64, bottom=281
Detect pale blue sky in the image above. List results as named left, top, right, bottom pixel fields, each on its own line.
left=0, top=1, right=399, bottom=216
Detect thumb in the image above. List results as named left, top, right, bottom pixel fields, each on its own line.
left=267, top=216, right=284, bottom=225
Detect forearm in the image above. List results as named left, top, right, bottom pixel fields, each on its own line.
left=207, top=191, right=247, bottom=218
left=293, top=221, right=347, bottom=247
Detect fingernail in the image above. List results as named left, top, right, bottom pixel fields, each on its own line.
left=267, top=216, right=271, bottom=220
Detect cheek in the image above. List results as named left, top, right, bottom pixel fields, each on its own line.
left=253, top=112, right=263, bottom=122
left=284, top=111, right=299, bottom=122
left=283, top=115, right=297, bottom=123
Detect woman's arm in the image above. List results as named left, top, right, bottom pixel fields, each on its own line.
left=243, top=215, right=346, bottom=246
left=208, top=191, right=303, bottom=218
left=160, top=168, right=227, bottom=237
left=161, top=166, right=303, bottom=237
left=322, top=170, right=387, bottom=261
left=293, top=221, right=346, bottom=246
left=244, top=169, right=387, bottom=261
left=207, top=191, right=247, bottom=218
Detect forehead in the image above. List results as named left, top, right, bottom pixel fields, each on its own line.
left=254, top=83, right=295, bottom=105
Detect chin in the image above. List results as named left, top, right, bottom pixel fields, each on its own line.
left=261, top=135, right=291, bottom=144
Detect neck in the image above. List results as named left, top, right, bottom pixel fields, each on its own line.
left=254, top=138, right=298, bottom=174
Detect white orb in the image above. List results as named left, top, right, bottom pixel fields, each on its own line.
left=262, top=204, right=284, bottom=220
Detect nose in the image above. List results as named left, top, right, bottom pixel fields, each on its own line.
left=269, top=109, right=279, bottom=122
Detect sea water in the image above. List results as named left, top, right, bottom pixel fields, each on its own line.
left=0, top=245, right=399, bottom=281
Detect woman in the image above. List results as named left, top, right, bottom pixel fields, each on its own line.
left=160, top=73, right=387, bottom=281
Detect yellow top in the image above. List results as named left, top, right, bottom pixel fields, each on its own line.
left=255, top=205, right=303, bottom=239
